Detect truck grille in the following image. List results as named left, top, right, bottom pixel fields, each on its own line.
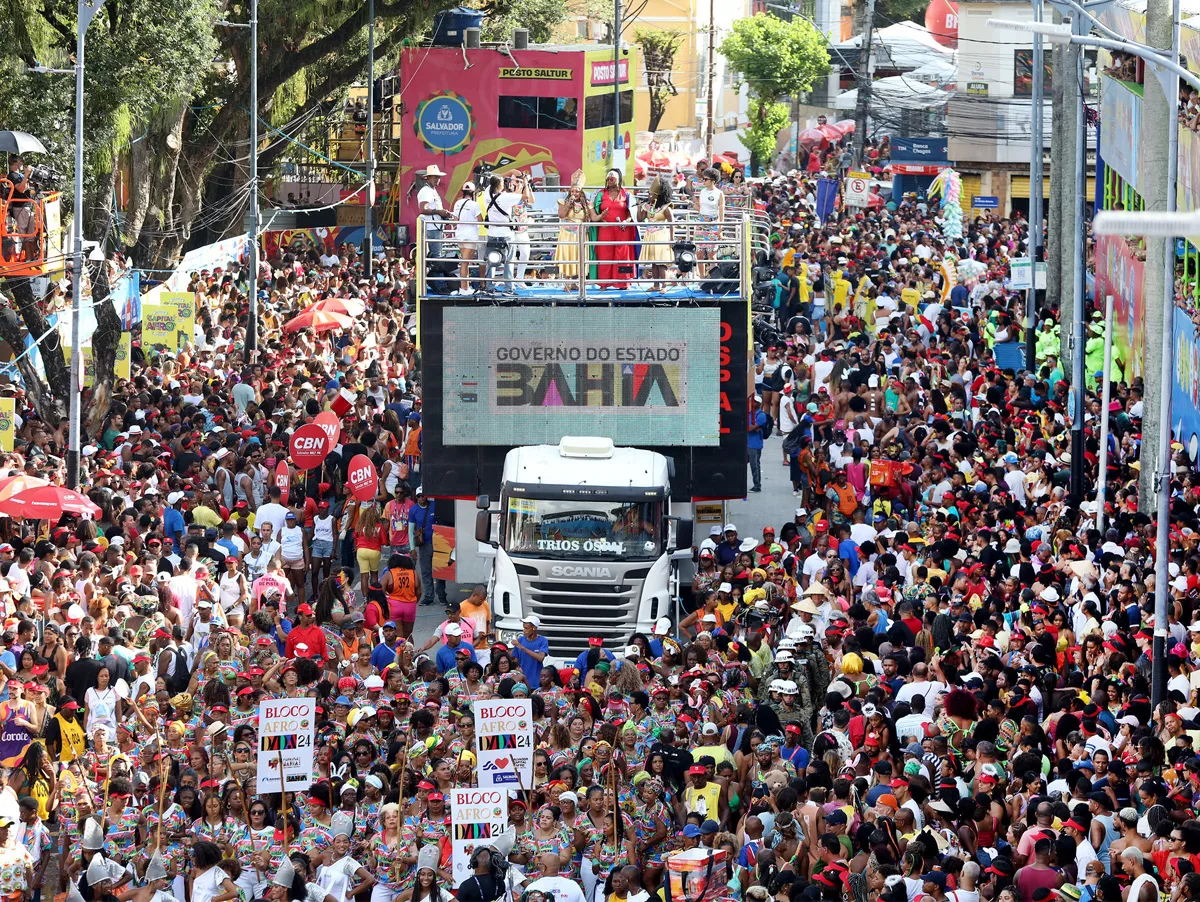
left=526, top=580, right=642, bottom=653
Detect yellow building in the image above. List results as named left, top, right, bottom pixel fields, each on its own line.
left=556, top=0, right=749, bottom=140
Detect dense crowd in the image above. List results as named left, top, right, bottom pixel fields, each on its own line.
left=0, top=130, right=1189, bottom=902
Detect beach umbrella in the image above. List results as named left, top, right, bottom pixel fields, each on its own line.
left=283, top=308, right=353, bottom=334
left=0, top=484, right=101, bottom=519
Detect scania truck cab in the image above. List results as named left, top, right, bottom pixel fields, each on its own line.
left=475, top=436, right=693, bottom=653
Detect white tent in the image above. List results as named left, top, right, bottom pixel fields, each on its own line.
left=833, top=75, right=951, bottom=111
left=834, top=21, right=953, bottom=73
left=909, top=55, right=958, bottom=87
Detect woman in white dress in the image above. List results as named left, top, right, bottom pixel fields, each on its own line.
left=189, top=840, right=241, bottom=902
left=83, top=666, right=121, bottom=742
left=318, top=816, right=376, bottom=902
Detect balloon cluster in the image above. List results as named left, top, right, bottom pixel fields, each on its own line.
left=928, top=167, right=964, bottom=242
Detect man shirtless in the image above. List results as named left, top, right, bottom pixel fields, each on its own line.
left=1108, top=808, right=1153, bottom=878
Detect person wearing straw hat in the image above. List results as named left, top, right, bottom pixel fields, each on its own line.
left=417, top=165, right=454, bottom=262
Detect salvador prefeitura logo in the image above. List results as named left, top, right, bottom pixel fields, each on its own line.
left=415, top=92, right=474, bottom=155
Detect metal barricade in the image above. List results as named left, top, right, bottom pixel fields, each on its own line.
left=415, top=209, right=753, bottom=300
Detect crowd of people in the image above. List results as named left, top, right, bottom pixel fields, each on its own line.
left=0, top=124, right=1191, bottom=902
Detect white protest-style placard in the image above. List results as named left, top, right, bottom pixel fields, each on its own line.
left=474, top=699, right=534, bottom=788
left=450, top=788, right=509, bottom=886
left=256, top=697, right=317, bottom=793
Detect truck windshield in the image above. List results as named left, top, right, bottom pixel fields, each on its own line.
left=503, top=497, right=664, bottom=560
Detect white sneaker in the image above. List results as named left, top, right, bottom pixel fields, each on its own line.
left=460, top=287, right=474, bottom=295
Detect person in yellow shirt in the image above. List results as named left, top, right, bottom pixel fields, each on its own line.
left=901, top=279, right=921, bottom=311
left=832, top=271, right=852, bottom=311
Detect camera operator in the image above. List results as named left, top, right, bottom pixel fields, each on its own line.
left=3, top=156, right=37, bottom=263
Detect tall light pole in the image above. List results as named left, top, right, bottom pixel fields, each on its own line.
left=364, top=0, right=375, bottom=281
left=1025, top=0, right=1044, bottom=371
left=705, top=0, right=715, bottom=163
left=247, top=0, right=259, bottom=362
left=613, top=0, right=623, bottom=166
left=65, top=0, right=107, bottom=491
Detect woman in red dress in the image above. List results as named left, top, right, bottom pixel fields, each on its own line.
left=589, top=168, right=638, bottom=289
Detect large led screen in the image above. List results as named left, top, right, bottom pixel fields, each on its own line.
left=440, top=307, right=721, bottom=446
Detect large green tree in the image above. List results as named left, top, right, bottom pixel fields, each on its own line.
left=720, top=12, right=829, bottom=173
left=0, top=0, right=459, bottom=422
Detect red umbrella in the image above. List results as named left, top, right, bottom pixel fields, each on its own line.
left=311, top=297, right=365, bottom=317
left=816, top=123, right=843, bottom=143
left=0, top=475, right=48, bottom=513
left=0, top=484, right=101, bottom=519
left=283, top=308, right=353, bottom=334
left=797, top=128, right=828, bottom=148
left=833, top=119, right=857, bottom=136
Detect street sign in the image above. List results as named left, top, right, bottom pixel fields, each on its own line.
left=845, top=171, right=870, bottom=207
left=972, top=196, right=999, bottom=209
left=1010, top=258, right=1048, bottom=290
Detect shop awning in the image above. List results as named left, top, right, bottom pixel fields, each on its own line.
left=886, top=162, right=950, bottom=175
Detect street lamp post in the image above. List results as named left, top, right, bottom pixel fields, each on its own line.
left=65, top=0, right=107, bottom=491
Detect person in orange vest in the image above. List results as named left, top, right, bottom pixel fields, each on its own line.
left=403, top=411, right=422, bottom=475
left=827, top=470, right=859, bottom=525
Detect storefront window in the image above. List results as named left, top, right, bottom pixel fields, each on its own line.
left=583, top=90, right=634, bottom=130
left=497, top=96, right=578, bottom=130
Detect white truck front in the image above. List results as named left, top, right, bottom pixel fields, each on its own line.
left=474, top=437, right=694, bottom=653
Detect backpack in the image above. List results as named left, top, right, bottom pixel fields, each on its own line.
left=759, top=411, right=775, bottom=440
left=164, top=647, right=191, bottom=695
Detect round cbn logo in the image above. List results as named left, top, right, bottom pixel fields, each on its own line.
left=493, top=807, right=503, bottom=817
left=299, top=719, right=310, bottom=728
left=517, top=720, right=528, bottom=730
left=415, top=92, right=474, bottom=154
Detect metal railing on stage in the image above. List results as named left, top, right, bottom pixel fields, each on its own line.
left=414, top=210, right=754, bottom=302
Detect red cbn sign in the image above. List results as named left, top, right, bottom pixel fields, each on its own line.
left=290, top=424, right=329, bottom=470
left=312, top=410, right=342, bottom=455
left=274, top=460, right=291, bottom=506
left=347, top=454, right=378, bottom=502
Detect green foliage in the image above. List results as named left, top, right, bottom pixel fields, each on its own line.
left=479, top=0, right=569, bottom=43
left=720, top=13, right=830, bottom=101
left=741, top=99, right=790, bottom=172
left=875, top=0, right=927, bottom=26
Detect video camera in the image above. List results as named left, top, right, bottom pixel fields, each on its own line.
left=27, top=165, right=61, bottom=191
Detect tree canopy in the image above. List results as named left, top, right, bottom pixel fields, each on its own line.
left=720, top=13, right=829, bottom=171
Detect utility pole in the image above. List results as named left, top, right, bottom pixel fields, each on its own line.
left=1140, top=0, right=1175, bottom=514
left=1142, top=0, right=1181, bottom=707
left=1045, top=35, right=1064, bottom=326
left=245, top=0, right=260, bottom=363
left=67, top=0, right=107, bottom=491
left=705, top=0, right=715, bottom=163
left=1025, top=0, right=1044, bottom=371
left=613, top=0, right=622, bottom=165
left=852, top=0, right=877, bottom=168
left=364, top=0, right=375, bottom=280
left=1069, top=10, right=1085, bottom=503
left=1056, top=32, right=1080, bottom=374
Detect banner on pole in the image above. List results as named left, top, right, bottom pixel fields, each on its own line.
left=0, top=399, right=15, bottom=453
left=450, top=788, right=509, bottom=886
left=474, top=700, right=534, bottom=788
left=256, top=698, right=316, bottom=793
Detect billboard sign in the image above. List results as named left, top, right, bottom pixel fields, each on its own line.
left=441, top=307, right=721, bottom=446
left=420, top=299, right=748, bottom=499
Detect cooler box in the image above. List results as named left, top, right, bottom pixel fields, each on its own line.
left=665, top=848, right=729, bottom=902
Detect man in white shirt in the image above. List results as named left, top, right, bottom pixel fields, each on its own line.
left=417, top=164, right=453, bottom=259
left=1003, top=453, right=1028, bottom=507
left=255, top=487, right=290, bottom=537
left=894, top=662, right=947, bottom=711
left=525, top=852, right=586, bottom=902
